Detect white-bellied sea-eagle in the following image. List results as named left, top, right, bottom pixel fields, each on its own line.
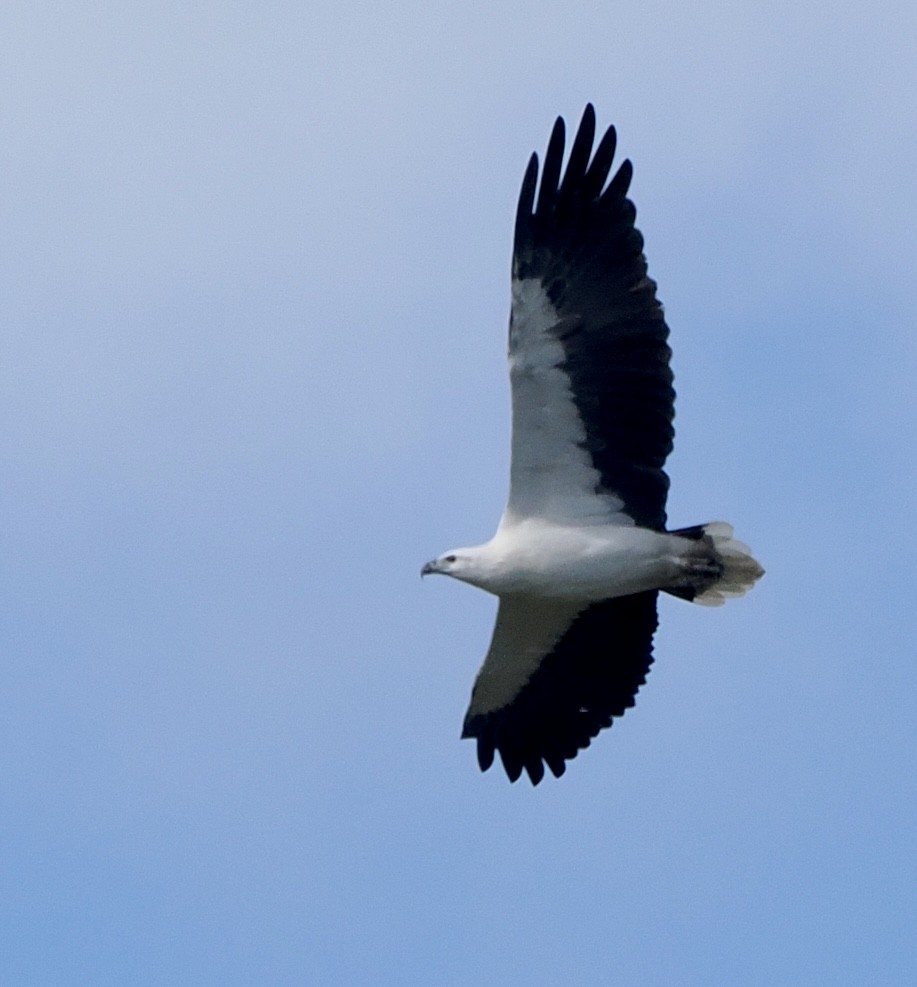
left=422, top=105, right=763, bottom=784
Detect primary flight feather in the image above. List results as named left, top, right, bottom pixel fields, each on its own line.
left=422, top=105, right=763, bottom=784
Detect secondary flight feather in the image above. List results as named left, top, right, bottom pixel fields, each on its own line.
left=422, top=105, right=763, bottom=784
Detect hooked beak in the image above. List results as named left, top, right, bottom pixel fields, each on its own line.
left=420, top=560, right=438, bottom=578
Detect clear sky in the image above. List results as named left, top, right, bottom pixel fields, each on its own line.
left=2, top=3, right=915, bottom=984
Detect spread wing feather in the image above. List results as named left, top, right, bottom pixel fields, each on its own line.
left=463, top=592, right=659, bottom=784
left=507, top=104, right=675, bottom=531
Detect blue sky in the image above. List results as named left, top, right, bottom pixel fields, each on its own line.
left=2, top=2, right=915, bottom=983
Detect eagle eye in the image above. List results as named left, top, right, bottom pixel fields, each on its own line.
left=445, top=554, right=457, bottom=563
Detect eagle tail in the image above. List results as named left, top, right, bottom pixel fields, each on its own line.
left=665, top=522, right=764, bottom=606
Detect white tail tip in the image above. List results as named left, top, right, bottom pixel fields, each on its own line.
left=694, top=522, right=765, bottom=606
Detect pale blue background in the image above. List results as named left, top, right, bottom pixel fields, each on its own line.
left=2, top=3, right=915, bottom=984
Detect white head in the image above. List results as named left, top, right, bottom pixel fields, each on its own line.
left=421, top=546, right=494, bottom=589
left=421, top=549, right=470, bottom=580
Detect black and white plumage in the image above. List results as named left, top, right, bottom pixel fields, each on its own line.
left=422, top=106, right=763, bottom=784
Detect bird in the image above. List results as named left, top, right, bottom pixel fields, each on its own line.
left=422, top=105, right=763, bottom=785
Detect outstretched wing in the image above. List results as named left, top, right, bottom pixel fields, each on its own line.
left=462, top=591, right=659, bottom=784
left=505, top=105, right=675, bottom=531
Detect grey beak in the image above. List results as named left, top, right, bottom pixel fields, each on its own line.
left=421, top=561, right=436, bottom=578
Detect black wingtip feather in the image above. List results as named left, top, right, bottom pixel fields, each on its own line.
left=546, top=756, right=566, bottom=779
left=525, top=759, right=545, bottom=786
left=515, top=152, right=538, bottom=239
left=601, top=158, right=633, bottom=204
left=499, top=746, right=524, bottom=784
left=535, top=115, right=565, bottom=218
left=515, top=108, right=622, bottom=255
left=583, top=124, right=617, bottom=199
left=559, top=105, right=596, bottom=200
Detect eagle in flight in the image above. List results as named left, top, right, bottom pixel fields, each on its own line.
left=423, top=105, right=763, bottom=784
